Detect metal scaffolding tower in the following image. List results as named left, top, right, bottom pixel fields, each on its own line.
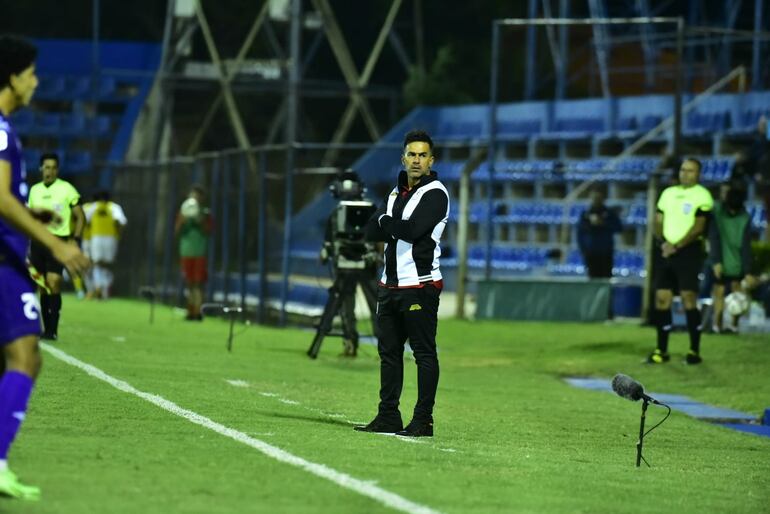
left=142, top=0, right=418, bottom=165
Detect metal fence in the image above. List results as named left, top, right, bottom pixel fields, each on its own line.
left=66, top=142, right=404, bottom=326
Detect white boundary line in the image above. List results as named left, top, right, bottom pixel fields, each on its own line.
left=41, top=343, right=442, bottom=514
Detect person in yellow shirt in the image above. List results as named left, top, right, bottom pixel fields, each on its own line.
left=649, top=157, right=714, bottom=365
left=83, top=190, right=127, bottom=299
left=74, top=199, right=93, bottom=298
left=27, top=153, right=84, bottom=340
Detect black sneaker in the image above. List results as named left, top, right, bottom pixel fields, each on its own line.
left=645, top=349, right=670, bottom=364
left=353, top=417, right=403, bottom=434
left=395, top=419, right=433, bottom=438
left=40, top=332, right=57, bottom=341
left=684, top=351, right=703, bottom=365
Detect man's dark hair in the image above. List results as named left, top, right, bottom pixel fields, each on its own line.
left=403, top=130, right=433, bottom=150
left=95, top=190, right=111, bottom=202
left=0, top=35, right=37, bottom=88
left=190, top=184, right=206, bottom=199
left=40, top=152, right=60, bottom=166
left=683, top=157, right=702, bottom=173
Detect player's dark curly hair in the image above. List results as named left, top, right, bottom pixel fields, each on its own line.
left=0, top=35, right=37, bottom=88
left=403, top=130, right=433, bottom=151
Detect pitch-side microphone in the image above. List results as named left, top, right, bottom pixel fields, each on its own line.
left=611, top=374, right=662, bottom=405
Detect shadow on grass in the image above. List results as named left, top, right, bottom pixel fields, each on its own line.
left=257, top=410, right=355, bottom=428
left=567, top=341, right=639, bottom=353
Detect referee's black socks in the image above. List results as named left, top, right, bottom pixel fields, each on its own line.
left=685, top=308, right=701, bottom=354
left=41, top=293, right=62, bottom=338
left=655, top=309, right=672, bottom=353
left=49, top=294, right=62, bottom=337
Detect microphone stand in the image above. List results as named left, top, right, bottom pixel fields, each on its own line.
left=636, top=399, right=650, bottom=468
left=223, top=307, right=242, bottom=352
left=139, top=286, right=156, bottom=325
left=201, top=303, right=243, bottom=352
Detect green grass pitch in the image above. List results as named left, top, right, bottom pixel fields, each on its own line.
left=7, top=295, right=769, bottom=513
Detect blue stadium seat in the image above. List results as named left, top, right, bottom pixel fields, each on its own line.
left=60, top=113, right=87, bottom=137
left=34, top=76, right=65, bottom=100
left=613, top=250, right=646, bottom=278
left=701, top=157, right=733, bottom=183
left=88, top=115, right=112, bottom=137
left=750, top=205, right=768, bottom=229
left=728, top=109, right=768, bottom=135
left=625, top=204, right=647, bottom=226
left=436, top=121, right=483, bottom=141
left=22, top=149, right=41, bottom=172
left=639, top=115, right=663, bottom=132
left=685, top=110, right=729, bottom=136
left=35, top=113, right=61, bottom=136
left=544, top=117, right=605, bottom=140
left=568, top=204, right=586, bottom=224
left=66, top=76, right=93, bottom=100
left=9, top=110, right=34, bottom=134
left=97, top=76, right=117, bottom=100
left=616, top=117, right=637, bottom=132
left=547, top=249, right=585, bottom=275
left=496, top=119, right=541, bottom=139
left=63, top=151, right=93, bottom=174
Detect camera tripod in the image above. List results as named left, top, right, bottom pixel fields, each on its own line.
left=307, top=268, right=379, bottom=359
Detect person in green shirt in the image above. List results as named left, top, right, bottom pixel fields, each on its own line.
left=174, top=185, right=212, bottom=321
left=709, top=183, right=755, bottom=333
left=27, top=152, right=85, bottom=340
left=649, top=157, right=714, bottom=365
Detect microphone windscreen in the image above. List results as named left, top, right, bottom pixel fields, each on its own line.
left=611, top=374, right=645, bottom=401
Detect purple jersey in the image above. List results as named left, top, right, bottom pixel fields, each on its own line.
left=0, top=113, right=29, bottom=269
left=0, top=113, right=40, bottom=343
left=0, top=266, right=41, bottom=345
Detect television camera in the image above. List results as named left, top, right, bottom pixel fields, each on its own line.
left=308, top=171, right=380, bottom=359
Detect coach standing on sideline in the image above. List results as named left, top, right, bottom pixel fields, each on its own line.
left=648, top=157, right=713, bottom=365
left=355, top=130, right=449, bottom=437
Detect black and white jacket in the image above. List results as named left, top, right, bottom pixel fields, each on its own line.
left=366, top=170, right=449, bottom=287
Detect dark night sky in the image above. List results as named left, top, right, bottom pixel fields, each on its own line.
left=3, top=0, right=762, bottom=103
left=2, top=1, right=765, bottom=147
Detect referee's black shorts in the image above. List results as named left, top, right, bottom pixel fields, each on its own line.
left=29, top=236, right=68, bottom=276
left=654, top=242, right=704, bottom=293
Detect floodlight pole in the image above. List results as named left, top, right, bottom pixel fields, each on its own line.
left=486, top=21, right=501, bottom=281
left=673, top=17, right=685, bottom=159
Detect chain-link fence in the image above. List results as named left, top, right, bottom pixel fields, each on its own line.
left=62, top=142, right=408, bottom=326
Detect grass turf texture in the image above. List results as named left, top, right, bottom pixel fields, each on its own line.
left=6, top=295, right=769, bottom=513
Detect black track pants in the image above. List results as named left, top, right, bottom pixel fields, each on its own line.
left=376, top=284, right=441, bottom=422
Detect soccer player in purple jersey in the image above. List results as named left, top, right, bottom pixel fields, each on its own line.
left=0, top=35, right=90, bottom=500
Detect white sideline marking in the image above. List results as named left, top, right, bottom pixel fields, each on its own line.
left=225, top=379, right=249, bottom=388
left=42, top=343, right=442, bottom=514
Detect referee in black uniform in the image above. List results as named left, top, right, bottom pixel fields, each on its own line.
left=355, top=130, right=449, bottom=437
